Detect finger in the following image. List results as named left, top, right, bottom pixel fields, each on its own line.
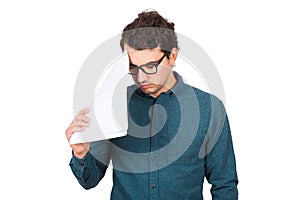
left=78, top=108, right=90, bottom=115
left=75, top=115, right=91, bottom=123
left=82, top=115, right=91, bottom=122
left=65, top=124, right=85, bottom=138
left=66, top=131, right=72, bottom=141
left=65, top=127, right=74, bottom=140
left=72, top=126, right=86, bottom=133
left=73, top=120, right=90, bottom=127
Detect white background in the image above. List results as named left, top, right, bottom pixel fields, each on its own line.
left=1, top=0, right=299, bottom=199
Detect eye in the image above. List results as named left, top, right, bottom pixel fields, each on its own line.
left=145, top=64, right=156, bottom=69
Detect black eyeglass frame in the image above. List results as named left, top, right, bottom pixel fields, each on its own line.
left=128, top=51, right=168, bottom=75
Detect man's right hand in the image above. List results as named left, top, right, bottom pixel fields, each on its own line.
left=65, top=108, right=91, bottom=159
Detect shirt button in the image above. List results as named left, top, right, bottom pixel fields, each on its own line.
left=151, top=156, right=155, bottom=161
left=79, top=162, right=85, bottom=166
left=151, top=184, right=157, bottom=189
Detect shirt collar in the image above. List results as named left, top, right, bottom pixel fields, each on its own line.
left=169, top=71, right=185, bottom=96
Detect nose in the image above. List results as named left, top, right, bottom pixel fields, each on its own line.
left=136, top=70, right=148, bottom=83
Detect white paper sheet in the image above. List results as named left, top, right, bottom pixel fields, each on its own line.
left=70, top=54, right=131, bottom=144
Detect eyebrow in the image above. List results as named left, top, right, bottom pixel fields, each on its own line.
left=129, top=58, right=161, bottom=67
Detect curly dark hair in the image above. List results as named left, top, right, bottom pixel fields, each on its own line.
left=120, top=10, right=179, bottom=58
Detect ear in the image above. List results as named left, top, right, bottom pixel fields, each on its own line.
left=168, top=48, right=178, bottom=67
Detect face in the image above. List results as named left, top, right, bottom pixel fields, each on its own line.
left=124, top=44, right=178, bottom=98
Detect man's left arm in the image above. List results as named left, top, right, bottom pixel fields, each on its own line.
left=204, top=99, right=238, bottom=200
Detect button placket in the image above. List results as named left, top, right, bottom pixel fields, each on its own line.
left=149, top=103, right=159, bottom=199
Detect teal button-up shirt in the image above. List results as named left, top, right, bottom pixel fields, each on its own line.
left=69, top=72, right=238, bottom=199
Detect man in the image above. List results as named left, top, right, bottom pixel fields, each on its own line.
left=66, top=10, right=238, bottom=199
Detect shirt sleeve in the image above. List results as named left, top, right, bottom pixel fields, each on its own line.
left=69, top=140, right=111, bottom=189
left=204, top=98, right=239, bottom=200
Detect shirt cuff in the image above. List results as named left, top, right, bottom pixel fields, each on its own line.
left=70, top=151, right=94, bottom=169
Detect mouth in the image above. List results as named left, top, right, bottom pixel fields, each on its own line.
left=140, top=84, right=153, bottom=90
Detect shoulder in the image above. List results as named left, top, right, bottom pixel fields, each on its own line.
left=191, top=86, right=223, bottom=105
left=189, top=86, right=226, bottom=115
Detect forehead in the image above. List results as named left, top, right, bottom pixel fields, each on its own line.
left=124, top=43, right=163, bottom=64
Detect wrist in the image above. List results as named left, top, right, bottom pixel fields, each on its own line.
left=73, top=149, right=89, bottom=159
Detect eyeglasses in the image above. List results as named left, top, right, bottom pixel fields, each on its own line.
left=128, top=52, right=167, bottom=75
